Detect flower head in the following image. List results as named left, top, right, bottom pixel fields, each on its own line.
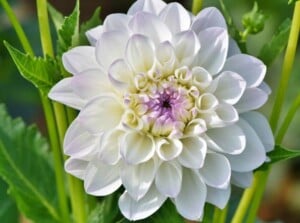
left=49, top=0, right=274, bottom=220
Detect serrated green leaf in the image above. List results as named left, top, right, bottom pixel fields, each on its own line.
left=259, top=18, right=291, bottom=66
left=57, top=0, right=80, bottom=55
left=0, top=104, right=60, bottom=223
left=48, top=3, right=64, bottom=32
left=0, top=179, right=18, bottom=223
left=267, top=145, right=300, bottom=164
left=79, top=7, right=102, bottom=45
left=4, top=42, right=60, bottom=95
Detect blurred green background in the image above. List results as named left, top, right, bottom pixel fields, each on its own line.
left=0, top=0, right=299, bottom=222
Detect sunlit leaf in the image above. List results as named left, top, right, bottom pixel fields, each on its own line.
left=0, top=179, right=18, bottom=223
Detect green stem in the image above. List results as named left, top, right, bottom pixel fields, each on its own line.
left=212, top=206, right=228, bottom=223
left=269, top=1, right=300, bottom=133
left=1, top=1, right=70, bottom=222
left=36, top=0, right=87, bottom=222
left=192, top=0, right=203, bottom=15
left=276, top=94, right=300, bottom=144
left=232, top=2, right=300, bottom=223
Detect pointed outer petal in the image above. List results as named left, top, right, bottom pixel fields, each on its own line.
left=241, top=112, right=274, bottom=152
left=194, top=27, right=229, bottom=75
left=191, top=7, right=227, bottom=34
left=48, top=77, right=85, bottom=110
left=121, top=159, right=156, bottom=201
left=98, top=130, right=124, bottom=165
left=226, top=119, right=267, bottom=172
left=191, top=67, right=212, bottom=90
left=86, top=25, right=103, bottom=46
left=174, top=168, right=207, bottom=220
left=84, top=162, right=121, bottom=196
left=62, top=46, right=100, bottom=75
left=184, top=119, right=207, bottom=137
left=127, top=0, right=167, bottom=15
left=206, top=185, right=231, bottom=209
left=200, top=153, right=231, bottom=189
left=128, top=12, right=172, bottom=45
left=156, top=138, right=183, bottom=161
left=227, top=38, right=241, bottom=58
left=155, top=161, right=182, bottom=197
left=155, top=41, right=176, bottom=75
left=205, top=124, right=246, bottom=155
left=95, top=30, right=129, bottom=70
left=234, top=88, right=268, bottom=113
left=119, top=184, right=167, bottom=221
left=65, top=158, right=88, bottom=180
left=64, top=119, right=99, bottom=159
left=231, top=171, right=253, bottom=188
left=215, top=103, right=239, bottom=124
left=102, top=13, right=130, bottom=32
left=172, top=30, right=200, bottom=66
left=208, top=71, right=247, bottom=105
left=258, top=82, right=272, bottom=95
left=77, top=96, right=124, bottom=134
left=159, top=2, right=191, bottom=34
left=108, top=59, right=134, bottom=89
left=178, top=137, right=207, bottom=169
left=125, top=34, right=155, bottom=73
left=71, top=69, right=112, bottom=100
left=121, top=131, right=155, bottom=165
left=222, top=54, right=266, bottom=88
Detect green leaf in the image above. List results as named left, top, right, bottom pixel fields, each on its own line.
left=48, top=3, right=64, bottom=32
left=4, top=42, right=60, bottom=95
left=79, top=7, right=102, bottom=45
left=288, top=0, right=299, bottom=4
left=0, top=104, right=60, bottom=223
left=57, top=0, right=80, bottom=55
left=0, top=179, right=18, bottom=223
left=267, top=145, right=300, bottom=164
left=258, top=18, right=291, bottom=66
left=242, top=2, right=267, bottom=35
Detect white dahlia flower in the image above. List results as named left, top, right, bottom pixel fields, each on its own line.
left=49, top=0, right=274, bottom=220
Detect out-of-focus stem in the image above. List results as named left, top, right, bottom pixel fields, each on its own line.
left=192, top=0, right=203, bottom=15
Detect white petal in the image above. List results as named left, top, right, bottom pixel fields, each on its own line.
left=108, top=59, right=134, bottom=89
left=235, top=88, right=268, bottom=113
left=223, top=54, right=266, bottom=88
left=208, top=71, right=246, bottom=105
left=156, top=138, right=183, bottom=161
left=241, top=112, right=274, bottom=152
left=125, top=34, right=155, bottom=73
left=128, top=0, right=167, bottom=15
left=191, top=67, right=212, bottom=90
left=200, top=153, right=231, bottom=189
left=62, top=46, right=100, bottom=74
left=65, top=158, right=88, bottom=180
left=99, top=130, right=123, bottom=165
left=121, top=159, right=156, bottom=200
left=258, top=81, right=272, bottom=95
left=71, top=69, right=112, bottom=100
left=178, top=137, right=207, bottom=169
left=173, top=30, right=200, bottom=66
left=205, top=124, right=246, bottom=155
left=206, top=185, right=231, bottom=209
left=155, top=41, right=176, bottom=75
left=64, top=118, right=99, bottom=159
left=103, top=13, right=130, bottom=32
left=95, top=30, right=129, bottom=70
left=119, top=185, right=166, bottom=221
left=86, top=25, right=103, bottom=46
left=231, top=171, right=253, bottom=188
left=197, top=93, right=218, bottom=112
left=84, top=162, right=121, bottom=196
left=48, top=77, right=85, bottom=110
left=191, top=7, right=226, bottom=34
left=227, top=38, right=241, bottom=58
left=78, top=96, right=124, bottom=134
left=175, top=169, right=207, bottom=220
left=194, top=27, right=228, bottom=75
left=184, top=119, right=207, bottom=137
left=155, top=161, right=182, bottom=197
left=215, top=103, right=239, bottom=124
left=121, top=131, right=155, bottom=165
left=226, top=119, right=267, bottom=172
left=159, top=3, right=191, bottom=34
left=129, top=12, right=172, bottom=44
